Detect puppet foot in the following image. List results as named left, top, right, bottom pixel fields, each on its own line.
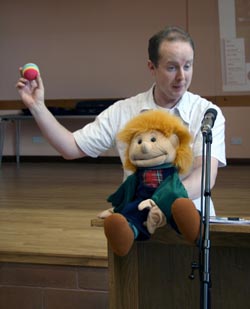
left=104, top=214, right=134, bottom=256
left=172, top=198, right=201, bottom=244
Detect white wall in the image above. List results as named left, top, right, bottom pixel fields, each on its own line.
left=1, top=0, right=249, bottom=159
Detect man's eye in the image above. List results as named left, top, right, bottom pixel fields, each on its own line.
left=184, top=63, right=192, bottom=70
left=167, top=66, right=176, bottom=72
left=151, top=137, right=156, bottom=142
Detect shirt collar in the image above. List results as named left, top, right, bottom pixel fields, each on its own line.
left=173, top=92, right=191, bottom=126
left=140, top=85, right=191, bottom=125
left=139, top=85, right=158, bottom=113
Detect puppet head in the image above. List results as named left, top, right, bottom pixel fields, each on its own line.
left=117, top=110, right=193, bottom=174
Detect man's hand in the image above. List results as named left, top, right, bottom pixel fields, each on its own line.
left=16, top=69, right=45, bottom=110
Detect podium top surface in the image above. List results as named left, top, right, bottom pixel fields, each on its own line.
left=91, top=218, right=250, bottom=248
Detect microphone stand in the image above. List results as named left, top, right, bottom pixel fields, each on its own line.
left=189, top=109, right=217, bottom=308
left=199, top=129, right=213, bottom=309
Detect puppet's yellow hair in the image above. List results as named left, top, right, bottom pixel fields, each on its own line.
left=117, top=110, right=193, bottom=174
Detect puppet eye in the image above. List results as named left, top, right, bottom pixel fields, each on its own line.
left=151, top=137, right=157, bottom=142
left=137, top=139, right=142, bottom=144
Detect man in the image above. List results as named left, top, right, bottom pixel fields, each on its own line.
left=16, top=26, right=226, bottom=215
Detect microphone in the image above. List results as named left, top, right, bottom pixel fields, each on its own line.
left=201, top=108, right=217, bottom=134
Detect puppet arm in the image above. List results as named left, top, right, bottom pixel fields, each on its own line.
left=98, top=208, right=114, bottom=219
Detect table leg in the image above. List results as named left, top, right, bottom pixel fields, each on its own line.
left=15, top=120, right=21, bottom=166
left=0, top=121, right=5, bottom=167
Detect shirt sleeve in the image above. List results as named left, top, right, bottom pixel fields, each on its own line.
left=192, top=107, right=226, bottom=167
left=73, top=105, right=118, bottom=157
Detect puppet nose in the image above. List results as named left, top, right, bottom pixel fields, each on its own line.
left=141, top=142, right=152, bottom=153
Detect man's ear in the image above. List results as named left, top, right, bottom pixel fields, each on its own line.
left=147, top=60, right=156, bottom=75
left=169, top=133, right=179, bottom=148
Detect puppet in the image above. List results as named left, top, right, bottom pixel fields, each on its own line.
left=102, top=110, right=201, bottom=256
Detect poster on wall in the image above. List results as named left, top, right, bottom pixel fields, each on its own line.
left=218, top=0, right=250, bottom=92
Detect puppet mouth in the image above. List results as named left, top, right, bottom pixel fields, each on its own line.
left=131, top=154, right=169, bottom=167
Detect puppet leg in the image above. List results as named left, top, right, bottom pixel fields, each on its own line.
left=104, top=214, right=134, bottom=256
left=171, top=198, right=201, bottom=244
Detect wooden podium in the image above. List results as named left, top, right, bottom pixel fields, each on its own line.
left=92, top=219, right=250, bottom=309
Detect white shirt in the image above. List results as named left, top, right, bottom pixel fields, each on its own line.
left=73, top=86, right=226, bottom=215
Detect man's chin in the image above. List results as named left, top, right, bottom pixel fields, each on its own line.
left=172, top=89, right=185, bottom=98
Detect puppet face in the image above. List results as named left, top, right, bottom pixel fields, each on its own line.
left=128, top=130, right=179, bottom=167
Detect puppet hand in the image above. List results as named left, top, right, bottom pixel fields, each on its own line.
left=146, top=204, right=167, bottom=234
left=138, top=200, right=166, bottom=234
left=98, top=207, right=114, bottom=219
left=138, top=199, right=157, bottom=211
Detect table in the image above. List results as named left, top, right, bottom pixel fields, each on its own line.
left=0, top=113, right=95, bottom=166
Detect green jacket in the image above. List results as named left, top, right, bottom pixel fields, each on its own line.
left=107, top=164, right=188, bottom=220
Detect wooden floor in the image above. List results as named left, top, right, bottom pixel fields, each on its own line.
left=0, top=161, right=249, bottom=266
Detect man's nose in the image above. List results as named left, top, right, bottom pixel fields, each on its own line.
left=176, top=68, right=185, bottom=80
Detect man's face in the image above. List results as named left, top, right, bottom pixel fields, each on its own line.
left=148, top=40, right=194, bottom=107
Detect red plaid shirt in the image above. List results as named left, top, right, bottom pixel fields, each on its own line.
left=143, top=169, right=164, bottom=188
